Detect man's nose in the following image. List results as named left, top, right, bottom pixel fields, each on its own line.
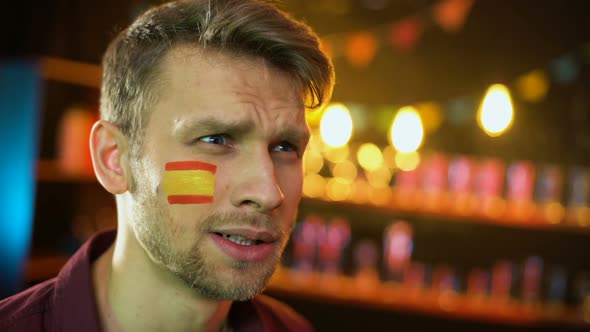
left=230, top=151, right=284, bottom=213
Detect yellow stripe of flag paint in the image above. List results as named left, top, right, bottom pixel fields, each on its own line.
left=163, top=169, right=215, bottom=196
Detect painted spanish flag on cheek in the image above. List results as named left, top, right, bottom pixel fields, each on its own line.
left=163, top=161, right=217, bottom=204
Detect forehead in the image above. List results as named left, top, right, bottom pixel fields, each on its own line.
left=150, top=46, right=306, bottom=123
left=161, top=46, right=303, bottom=99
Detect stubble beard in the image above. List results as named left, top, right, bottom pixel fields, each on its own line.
left=130, top=170, right=291, bottom=301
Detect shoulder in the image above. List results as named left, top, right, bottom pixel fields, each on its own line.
left=0, top=278, right=56, bottom=331
left=251, top=294, right=314, bottom=332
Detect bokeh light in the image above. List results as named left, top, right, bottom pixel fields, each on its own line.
left=366, top=165, right=392, bottom=188
left=332, top=160, right=358, bottom=183
left=390, top=106, right=424, bottom=153
left=345, top=32, right=378, bottom=68
left=320, top=103, right=353, bottom=148
left=350, top=179, right=371, bottom=204
left=478, top=84, right=514, bottom=137
left=395, top=151, right=421, bottom=171
left=324, top=145, right=350, bottom=163
left=303, top=173, right=327, bottom=198
left=544, top=202, right=565, bottom=224
left=306, top=130, right=324, bottom=155
left=551, top=54, right=579, bottom=84
left=357, top=143, right=384, bottom=172
left=516, top=69, right=549, bottom=103
left=326, top=177, right=352, bottom=201
left=303, top=149, right=324, bottom=174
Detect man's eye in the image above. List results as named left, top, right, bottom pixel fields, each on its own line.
left=198, top=134, right=228, bottom=145
left=273, top=141, right=300, bottom=154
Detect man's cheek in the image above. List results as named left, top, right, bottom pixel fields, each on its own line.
left=163, top=160, right=217, bottom=204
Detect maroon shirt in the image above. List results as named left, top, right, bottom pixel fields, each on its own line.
left=0, top=230, right=313, bottom=332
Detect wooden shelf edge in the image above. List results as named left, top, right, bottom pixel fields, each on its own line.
left=40, top=57, right=101, bottom=89
left=266, top=267, right=588, bottom=328
left=25, top=256, right=587, bottom=328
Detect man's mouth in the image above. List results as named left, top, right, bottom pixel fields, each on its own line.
left=209, top=230, right=278, bottom=261
left=214, top=233, right=264, bottom=246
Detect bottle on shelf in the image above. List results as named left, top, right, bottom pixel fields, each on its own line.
left=56, top=100, right=99, bottom=177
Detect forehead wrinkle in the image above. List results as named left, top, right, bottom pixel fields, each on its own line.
left=231, top=92, right=307, bottom=142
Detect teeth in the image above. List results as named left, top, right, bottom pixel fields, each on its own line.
left=223, top=233, right=256, bottom=246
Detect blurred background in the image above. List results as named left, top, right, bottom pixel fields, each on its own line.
left=1, top=0, right=590, bottom=331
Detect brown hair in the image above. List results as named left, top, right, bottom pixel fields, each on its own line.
left=100, top=0, right=334, bottom=152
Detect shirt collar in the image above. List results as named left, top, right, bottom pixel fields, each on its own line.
left=53, top=229, right=116, bottom=332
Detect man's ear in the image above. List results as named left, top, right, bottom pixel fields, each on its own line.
left=89, top=120, right=130, bottom=194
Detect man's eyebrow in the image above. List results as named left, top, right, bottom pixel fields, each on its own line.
left=173, top=116, right=309, bottom=145
left=173, top=117, right=254, bottom=139
left=279, top=128, right=310, bottom=146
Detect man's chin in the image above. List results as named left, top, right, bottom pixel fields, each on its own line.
left=187, top=275, right=271, bottom=301
left=173, top=260, right=278, bottom=301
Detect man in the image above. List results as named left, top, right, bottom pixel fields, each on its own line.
left=0, top=0, right=334, bottom=331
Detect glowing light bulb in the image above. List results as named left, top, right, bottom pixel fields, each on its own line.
left=478, top=84, right=514, bottom=137
left=390, top=106, right=424, bottom=153
left=320, top=103, right=353, bottom=148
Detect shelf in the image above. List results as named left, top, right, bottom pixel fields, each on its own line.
left=23, top=256, right=587, bottom=328
left=266, top=268, right=588, bottom=329
left=41, top=57, right=101, bottom=88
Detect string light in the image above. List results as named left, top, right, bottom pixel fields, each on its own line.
left=390, top=106, right=424, bottom=153
left=478, top=84, right=514, bottom=137
left=320, top=103, right=353, bottom=148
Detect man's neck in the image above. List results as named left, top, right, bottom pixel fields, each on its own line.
left=91, top=226, right=232, bottom=332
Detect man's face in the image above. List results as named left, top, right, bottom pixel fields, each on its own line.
left=128, top=47, right=309, bottom=301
